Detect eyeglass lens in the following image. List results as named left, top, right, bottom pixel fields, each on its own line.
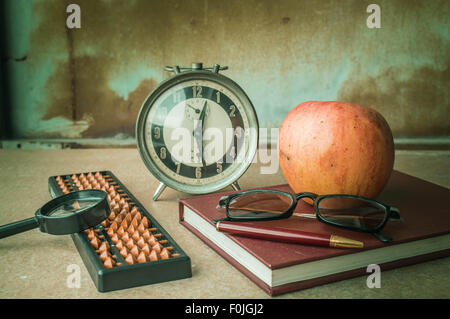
left=228, top=192, right=293, bottom=219
left=317, top=197, right=387, bottom=231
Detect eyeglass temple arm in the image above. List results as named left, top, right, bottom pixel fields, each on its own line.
left=212, top=217, right=232, bottom=224
left=389, top=207, right=403, bottom=222
left=217, top=206, right=293, bottom=214
left=373, top=232, right=393, bottom=243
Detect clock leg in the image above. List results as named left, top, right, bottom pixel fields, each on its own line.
left=152, top=182, right=167, bottom=201
left=231, top=180, right=241, bottom=191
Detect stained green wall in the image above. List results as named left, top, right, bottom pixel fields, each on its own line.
left=1, top=0, right=449, bottom=140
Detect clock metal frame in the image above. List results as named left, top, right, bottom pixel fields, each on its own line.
left=136, top=64, right=259, bottom=200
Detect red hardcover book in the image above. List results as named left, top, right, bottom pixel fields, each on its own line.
left=179, top=171, right=450, bottom=296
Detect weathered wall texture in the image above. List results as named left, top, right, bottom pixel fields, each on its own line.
left=1, top=0, right=449, bottom=140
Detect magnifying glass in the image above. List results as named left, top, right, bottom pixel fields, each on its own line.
left=0, top=190, right=110, bottom=239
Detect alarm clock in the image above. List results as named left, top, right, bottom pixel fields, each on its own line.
left=136, top=63, right=259, bottom=200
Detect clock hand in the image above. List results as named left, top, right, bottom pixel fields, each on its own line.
left=193, top=101, right=208, bottom=166
left=186, top=103, right=200, bottom=114
left=199, top=100, right=207, bottom=124
left=200, top=101, right=208, bottom=166
left=193, top=101, right=207, bottom=135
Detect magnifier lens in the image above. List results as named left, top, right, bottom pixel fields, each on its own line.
left=48, top=199, right=100, bottom=217
left=37, top=190, right=110, bottom=235
left=0, top=189, right=109, bottom=239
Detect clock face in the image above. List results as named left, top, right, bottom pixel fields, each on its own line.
left=137, top=71, right=258, bottom=194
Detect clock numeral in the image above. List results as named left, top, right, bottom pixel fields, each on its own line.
left=159, top=147, right=167, bottom=160
left=176, top=162, right=181, bottom=174
left=216, top=91, right=220, bottom=103
left=229, top=105, right=236, bottom=118
left=195, top=167, right=202, bottom=179
left=193, top=86, right=202, bottom=98
left=216, top=162, right=223, bottom=173
left=153, top=127, right=161, bottom=139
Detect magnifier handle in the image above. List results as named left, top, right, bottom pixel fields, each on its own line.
left=0, top=217, right=40, bottom=239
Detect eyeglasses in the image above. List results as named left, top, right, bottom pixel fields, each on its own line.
left=214, top=190, right=402, bottom=243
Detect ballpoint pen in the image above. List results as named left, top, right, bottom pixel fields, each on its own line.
left=216, top=221, right=364, bottom=249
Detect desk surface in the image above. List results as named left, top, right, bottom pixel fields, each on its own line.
left=0, top=149, right=449, bottom=298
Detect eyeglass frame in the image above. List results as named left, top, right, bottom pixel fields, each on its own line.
left=214, top=189, right=402, bottom=243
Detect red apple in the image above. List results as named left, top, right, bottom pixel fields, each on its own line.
left=278, top=101, right=394, bottom=203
